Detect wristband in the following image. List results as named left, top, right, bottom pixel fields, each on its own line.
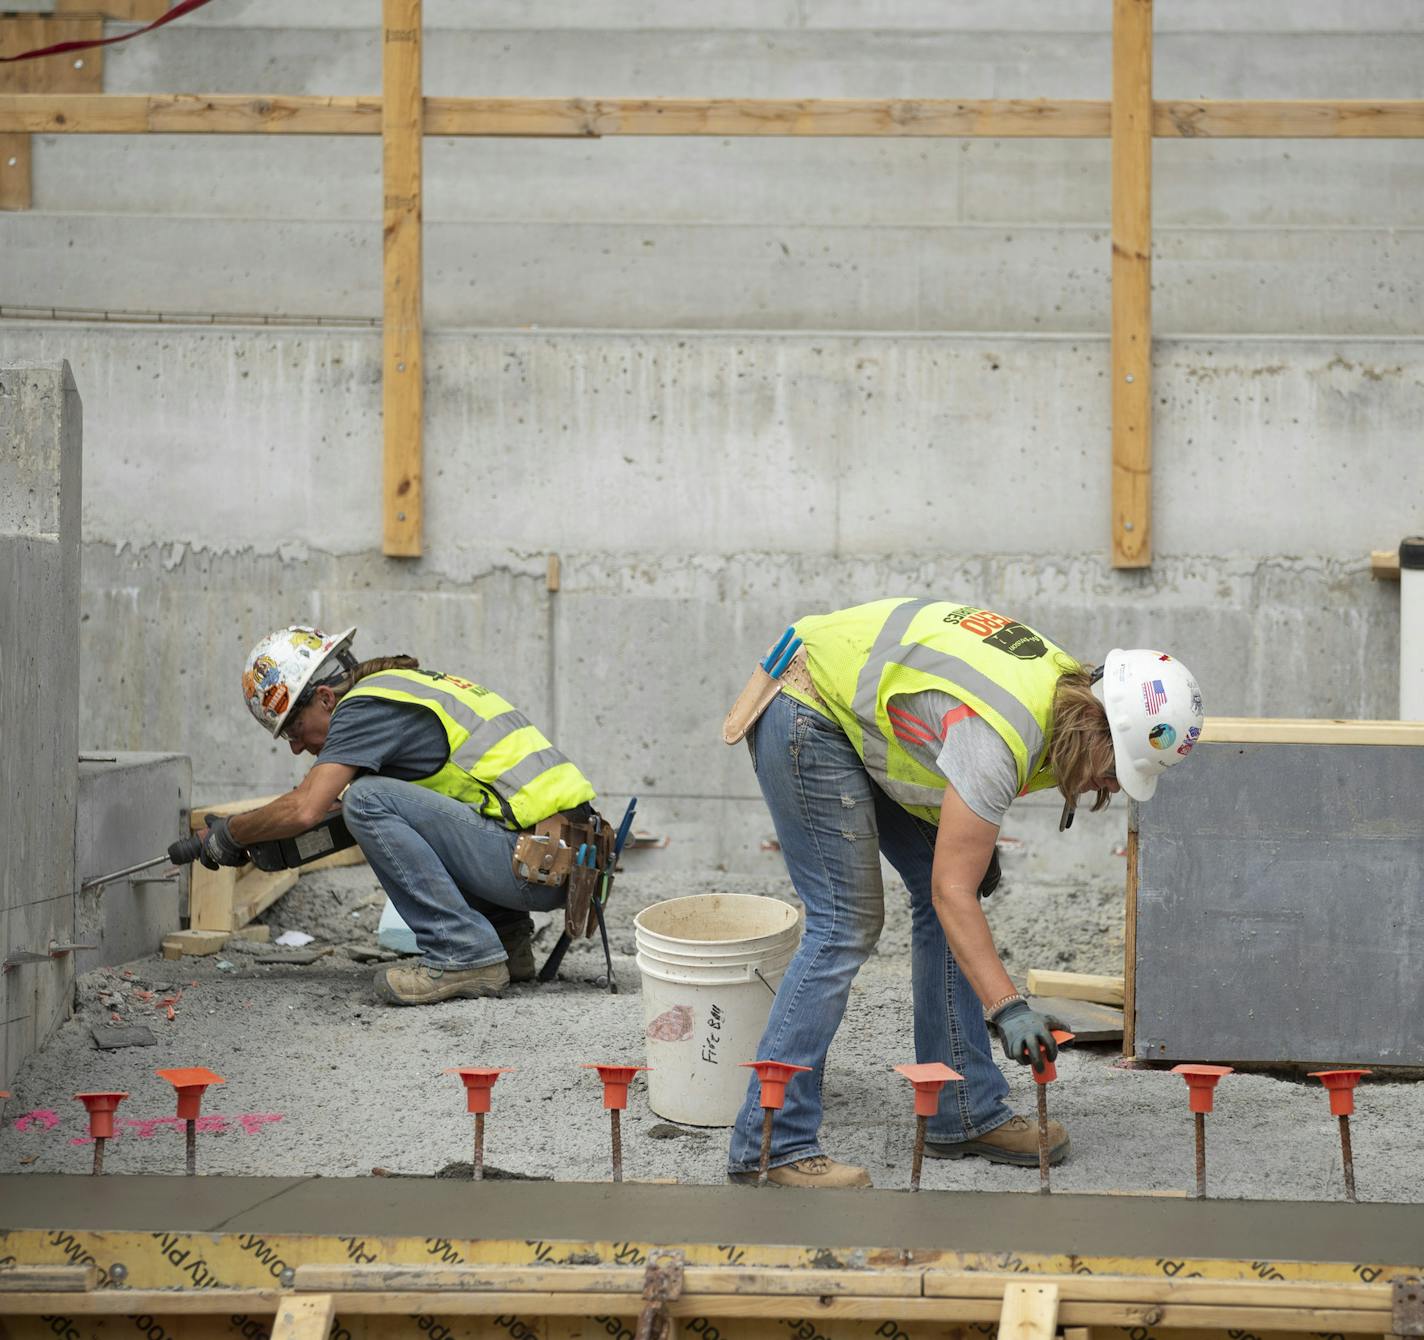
left=983, top=992, right=1025, bottom=1020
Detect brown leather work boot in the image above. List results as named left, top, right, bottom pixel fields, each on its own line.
left=374, top=961, right=509, bottom=1006
left=729, top=1155, right=872, bottom=1189
left=925, top=1114, right=1070, bottom=1167
left=497, top=931, right=536, bottom=983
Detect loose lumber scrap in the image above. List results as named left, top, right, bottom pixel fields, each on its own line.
left=1025, top=970, right=1125, bottom=1007
left=271, top=1294, right=334, bottom=1340
left=161, top=929, right=229, bottom=959
left=1199, top=717, right=1424, bottom=745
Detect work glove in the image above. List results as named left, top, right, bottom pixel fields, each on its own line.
left=989, top=998, right=1058, bottom=1075
left=976, top=847, right=1002, bottom=900
left=199, top=815, right=249, bottom=871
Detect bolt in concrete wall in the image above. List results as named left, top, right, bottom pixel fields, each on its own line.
left=0, top=362, right=82, bottom=1088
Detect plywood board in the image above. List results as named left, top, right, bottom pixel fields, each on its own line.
left=1131, top=741, right=1424, bottom=1065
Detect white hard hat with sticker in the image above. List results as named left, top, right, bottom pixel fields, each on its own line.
left=1095, top=649, right=1204, bottom=802
left=241, top=625, right=357, bottom=737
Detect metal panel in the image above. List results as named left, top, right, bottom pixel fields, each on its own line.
left=1133, top=740, right=1424, bottom=1065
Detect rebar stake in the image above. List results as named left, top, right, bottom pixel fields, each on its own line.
left=1029, top=1031, right=1073, bottom=1195
left=1309, top=1070, right=1370, bottom=1203
left=739, top=1060, right=812, bottom=1187
left=583, top=1064, right=649, bottom=1185
left=445, top=1067, right=512, bottom=1183
left=74, top=1092, right=127, bottom=1177
left=92, top=1136, right=106, bottom=1175
left=155, top=1068, right=224, bottom=1177
left=893, top=1063, right=962, bottom=1193
left=1172, top=1064, right=1232, bottom=1200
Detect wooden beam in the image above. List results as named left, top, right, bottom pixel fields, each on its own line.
left=381, top=0, right=423, bottom=557
left=1372, top=549, right=1402, bottom=580
left=55, top=0, right=172, bottom=16
left=1122, top=817, right=1138, bottom=1056
left=0, top=1264, right=97, bottom=1292
left=998, top=1282, right=1061, bottom=1340
left=4, top=95, right=1424, bottom=140
left=1025, top=970, right=1125, bottom=1007
left=1199, top=717, right=1424, bottom=746
left=271, top=1294, right=335, bottom=1340
left=0, top=132, right=30, bottom=209
left=1110, top=0, right=1153, bottom=568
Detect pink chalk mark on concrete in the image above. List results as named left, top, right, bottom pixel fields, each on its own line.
left=13, top=1109, right=59, bottom=1133
left=238, top=1113, right=284, bottom=1135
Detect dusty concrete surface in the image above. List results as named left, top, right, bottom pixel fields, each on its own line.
left=0, top=854, right=1419, bottom=1205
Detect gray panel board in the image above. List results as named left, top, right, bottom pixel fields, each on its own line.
left=1134, top=741, right=1424, bottom=1066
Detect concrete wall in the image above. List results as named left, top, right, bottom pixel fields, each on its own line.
left=0, top=324, right=1412, bottom=875
left=75, top=753, right=189, bottom=974
left=0, top=363, right=81, bottom=1088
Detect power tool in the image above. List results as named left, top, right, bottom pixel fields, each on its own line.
left=80, top=809, right=357, bottom=891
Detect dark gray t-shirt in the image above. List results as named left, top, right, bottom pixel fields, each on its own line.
left=317, top=697, right=449, bottom=780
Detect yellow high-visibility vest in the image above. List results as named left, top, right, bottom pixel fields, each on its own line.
left=782, top=599, right=1075, bottom=823
left=336, top=669, right=595, bottom=830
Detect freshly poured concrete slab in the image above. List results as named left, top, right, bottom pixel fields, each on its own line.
left=2, top=1177, right=1421, bottom=1267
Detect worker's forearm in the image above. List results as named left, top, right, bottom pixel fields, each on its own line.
left=931, top=891, right=1017, bottom=1008
left=227, top=792, right=324, bottom=845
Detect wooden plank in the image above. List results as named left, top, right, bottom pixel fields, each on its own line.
left=1199, top=717, right=1424, bottom=746
left=922, top=1273, right=1387, bottom=1308
left=190, top=795, right=286, bottom=829
left=1155, top=99, right=1424, bottom=138
left=1373, top=549, right=1402, bottom=580
left=1024, top=993, right=1123, bottom=1042
left=271, top=1294, right=335, bottom=1340
left=1110, top=0, right=1154, bottom=568
left=999, top=1281, right=1060, bottom=1340
left=381, top=0, right=423, bottom=558
left=231, top=867, right=298, bottom=926
left=160, top=929, right=230, bottom=959
left=0, top=1264, right=97, bottom=1292
left=0, top=132, right=30, bottom=210
left=187, top=864, right=240, bottom=931
left=1024, top=970, right=1124, bottom=1007
left=1122, top=815, right=1138, bottom=1056
left=2, top=94, right=1423, bottom=140
left=55, top=0, right=171, bottom=16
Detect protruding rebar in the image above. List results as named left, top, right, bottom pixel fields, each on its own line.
left=610, top=1107, right=624, bottom=1183
left=1036, top=1084, right=1051, bottom=1195
left=92, top=1137, right=105, bottom=1176
left=185, top=1119, right=196, bottom=1176
left=1194, top=1112, right=1207, bottom=1199
left=910, top=1115, right=927, bottom=1193
left=1338, top=1114, right=1356, bottom=1202
left=473, top=1112, right=485, bottom=1182
left=757, top=1109, right=774, bottom=1186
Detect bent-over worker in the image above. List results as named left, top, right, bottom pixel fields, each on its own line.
left=722, top=598, right=1204, bottom=1188
left=201, top=625, right=600, bottom=1005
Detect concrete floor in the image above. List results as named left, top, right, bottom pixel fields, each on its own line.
left=1, top=863, right=1421, bottom=1205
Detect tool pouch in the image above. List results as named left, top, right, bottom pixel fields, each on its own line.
left=722, top=667, right=782, bottom=745
left=512, top=812, right=614, bottom=939
left=565, top=861, right=601, bottom=940
left=512, top=815, right=578, bottom=886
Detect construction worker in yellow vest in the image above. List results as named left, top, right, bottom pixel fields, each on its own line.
left=723, top=598, right=1204, bottom=1188
left=198, top=625, right=599, bottom=1005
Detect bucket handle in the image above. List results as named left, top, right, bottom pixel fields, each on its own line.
left=753, top=967, right=778, bottom=997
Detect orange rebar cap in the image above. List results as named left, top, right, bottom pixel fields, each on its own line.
left=1308, top=1068, right=1372, bottom=1117
left=1032, top=1030, right=1076, bottom=1086
left=739, top=1060, right=812, bottom=1111
left=74, top=1091, right=128, bottom=1140
left=893, top=1063, right=964, bottom=1117
left=582, top=1063, right=650, bottom=1110
left=445, top=1067, right=513, bottom=1114
left=1171, top=1064, right=1233, bottom=1113
left=155, top=1067, right=225, bottom=1121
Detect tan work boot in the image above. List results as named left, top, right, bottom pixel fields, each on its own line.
left=374, top=960, right=509, bottom=1006
left=730, top=1155, right=872, bottom=1189
left=497, top=930, right=536, bottom=983
left=925, top=1114, right=1070, bottom=1167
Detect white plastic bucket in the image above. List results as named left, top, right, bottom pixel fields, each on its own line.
left=634, top=893, right=802, bottom=1127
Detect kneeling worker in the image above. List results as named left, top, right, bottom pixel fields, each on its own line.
left=201, top=625, right=599, bottom=1005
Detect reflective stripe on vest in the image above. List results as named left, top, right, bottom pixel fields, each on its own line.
left=799, top=599, right=1069, bottom=823
left=336, top=669, right=595, bottom=830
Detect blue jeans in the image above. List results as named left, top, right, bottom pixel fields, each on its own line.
left=341, top=775, right=565, bottom=970
left=727, top=693, right=1012, bottom=1173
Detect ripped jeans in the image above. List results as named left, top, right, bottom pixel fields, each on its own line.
left=726, top=692, right=1011, bottom=1173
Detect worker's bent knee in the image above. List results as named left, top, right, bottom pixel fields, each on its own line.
left=341, top=774, right=406, bottom=828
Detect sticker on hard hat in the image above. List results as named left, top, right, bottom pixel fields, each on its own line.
left=1148, top=723, right=1176, bottom=751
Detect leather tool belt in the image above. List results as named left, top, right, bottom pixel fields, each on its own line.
left=722, top=645, right=825, bottom=744
left=512, top=811, right=614, bottom=938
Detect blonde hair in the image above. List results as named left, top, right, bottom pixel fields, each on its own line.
left=1048, top=664, right=1117, bottom=814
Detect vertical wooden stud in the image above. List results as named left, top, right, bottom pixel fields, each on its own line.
left=271, top=1295, right=336, bottom=1340
left=1122, top=813, right=1139, bottom=1057
left=0, top=14, right=103, bottom=212
left=999, top=1281, right=1061, bottom=1340
left=382, top=0, right=423, bottom=557
left=1111, top=0, right=1153, bottom=567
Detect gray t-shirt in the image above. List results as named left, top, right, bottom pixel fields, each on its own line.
left=888, top=688, right=1020, bottom=826
left=317, top=697, right=449, bottom=781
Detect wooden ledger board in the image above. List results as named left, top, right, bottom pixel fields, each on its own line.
left=1129, top=727, right=1424, bottom=1066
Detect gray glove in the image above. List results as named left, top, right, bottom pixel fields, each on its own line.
left=199, top=815, right=248, bottom=871
left=989, top=998, right=1058, bottom=1074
